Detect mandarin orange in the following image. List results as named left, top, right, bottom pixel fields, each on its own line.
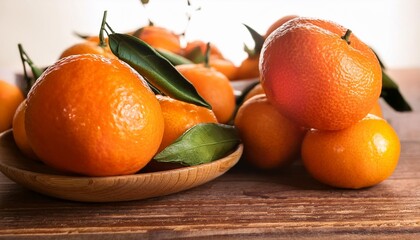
left=134, top=26, right=181, bottom=54
left=264, top=15, right=298, bottom=38
left=0, top=80, right=24, bottom=133
left=12, top=100, right=37, bottom=159
left=59, top=41, right=115, bottom=59
left=302, top=114, right=400, bottom=189
left=235, top=94, right=305, bottom=169
left=260, top=17, right=382, bottom=130
left=176, top=64, right=235, bottom=124
left=25, top=54, right=164, bottom=177
left=156, top=95, right=217, bottom=152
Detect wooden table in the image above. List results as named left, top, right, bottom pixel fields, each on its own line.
left=1, top=69, right=419, bottom=239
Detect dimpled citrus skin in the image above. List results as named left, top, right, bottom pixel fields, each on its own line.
left=260, top=18, right=382, bottom=130
left=25, top=54, right=164, bottom=177
left=302, top=114, right=400, bottom=189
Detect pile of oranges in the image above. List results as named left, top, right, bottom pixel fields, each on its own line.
left=0, top=13, right=402, bottom=190
left=235, top=16, right=401, bottom=189
left=1, top=21, right=237, bottom=177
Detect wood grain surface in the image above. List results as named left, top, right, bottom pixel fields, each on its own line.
left=0, top=69, right=419, bottom=239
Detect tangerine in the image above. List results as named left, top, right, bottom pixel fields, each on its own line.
left=176, top=64, right=235, bottom=124
left=183, top=40, right=224, bottom=60
left=12, top=100, right=37, bottom=159
left=0, top=80, right=24, bottom=133
left=134, top=26, right=181, bottom=54
left=301, top=114, right=400, bottom=189
left=25, top=54, right=164, bottom=177
left=260, top=17, right=382, bottom=130
left=235, top=56, right=260, bottom=80
left=264, top=15, right=299, bottom=38
left=59, top=41, right=115, bottom=60
left=243, top=83, right=265, bottom=102
left=234, top=94, right=305, bottom=169
left=156, top=95, right=217, bottom=152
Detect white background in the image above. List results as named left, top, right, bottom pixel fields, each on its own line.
left=1, top=0, right=419, bottom=76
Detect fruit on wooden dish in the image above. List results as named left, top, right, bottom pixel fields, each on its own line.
left=0, top=80, right=24, bottom=133
left=25, top=54, right=165, bottom=177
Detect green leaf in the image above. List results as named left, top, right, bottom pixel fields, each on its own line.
left=243, top=24, right=265, bottom=57
left=108, top=33, right=210, bottom=109
left=18, top=44, right=44, bottom=96
left=381, top=70, right=412, bottom=111
left=156, top=48, right=193, bottom=65
left=154, top=123, right=240, bottom=166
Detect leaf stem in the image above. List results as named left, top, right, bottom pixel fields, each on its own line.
left=204, top=42, right=211, bottom=68
left=341, top=29, right=352, bottom=45
left=17, top=43, right=38, bottom=96
left=98, top=11, right=108, bottom=48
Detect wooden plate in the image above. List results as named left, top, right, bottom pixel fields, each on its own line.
left=0, top=130, right=242, bottom=202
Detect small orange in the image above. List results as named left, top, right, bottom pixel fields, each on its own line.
left=302, top=114, right=400, bottom=189
left=369, top=101, right=383, bottom=118
left=208, top=57, right=237, bottom=80
left=260, top=17, right=382, bottom=130
left=134, top=26, right=181, bottom=54
left=176, top=64, right=236, bottom=124
left=243, top=83, right=265, bottom=102
left=234, top=94, right=305, bottom=169
left=234, top=56, right=260, bottom=80
left=183, top=40, right=224, bottom=60
left=25, top=54, right=164, bottom=177
left=0, top=80, right=24, bottom=133
left=59, top=41, right=115, bottom=59
left=12, top=100, right=37, bottom=159
left=264, top=15, right=299, bottom=38
left=156, top=95, right=218, bottom=152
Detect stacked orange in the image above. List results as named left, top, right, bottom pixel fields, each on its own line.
left=235, top=17, right=400, bottom=189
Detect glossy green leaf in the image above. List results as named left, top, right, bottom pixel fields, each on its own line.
left=156, top=48, right=193, bottom=65
left=154, top=123, right=240, bottom=166
left=381, top=70, right=412, bottom=111
left=108, top=33, right=210, bottom=109
left=18, top=44, right=44, bottom=96
left=243, top=24, right=265, bottom=57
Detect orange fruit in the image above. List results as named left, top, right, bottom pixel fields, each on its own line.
left=260, top=17, right=382, bottom=130
left=134, top=26, right=181, bottom=54
left=243, top=83, right=265, bottom=102
left=235, top=94, right=305, bottom=169
left=12, top=100, right=37, bottom=159
left=302, top=114, right=400, bottom=189
left=183, top=40, right=224, bottom=60
left=0, top=80, right=24, bottom=133
left=156, top=95, right=218, bottom=152
left=264, top=15, right=299, bottom=38
left=234, top=56, right=260, bottom=80
left=208, top=57, right=237, bottom=80
left=25, top=54, right=164, bottom=177
left=59, top=41, right=115, bottom=59
left=176, top=64, right=236, bottom=124
left=369, top=101, right=383, bottom=118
